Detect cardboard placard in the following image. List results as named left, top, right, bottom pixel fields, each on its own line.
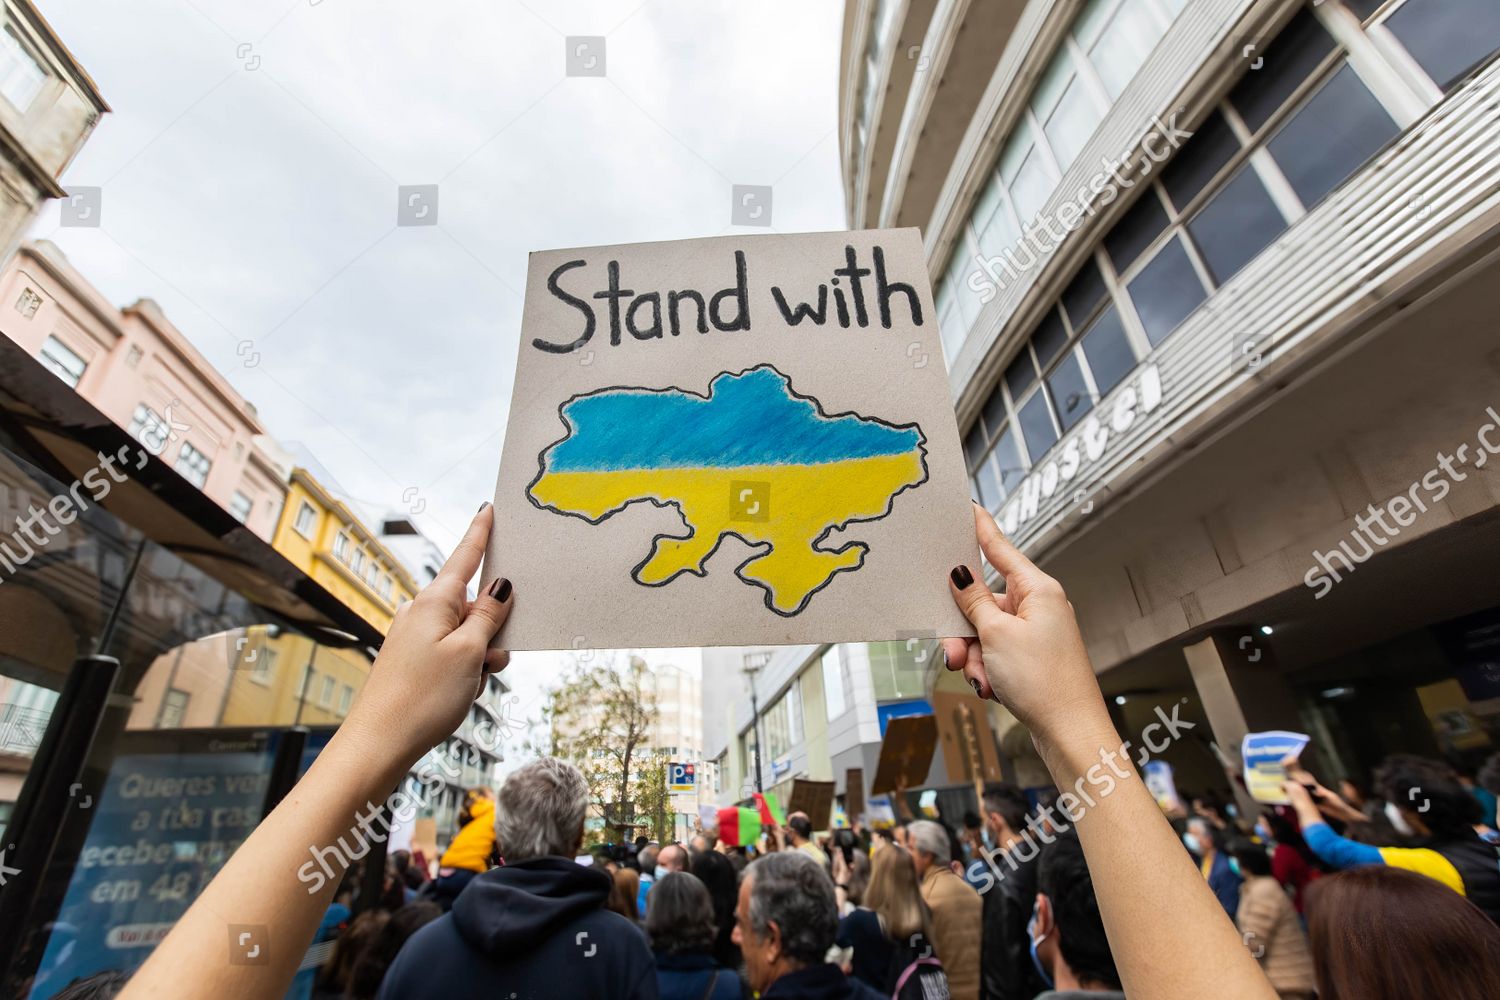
left=845, top=768, right=865, bottom=827
left=1242, top=731, right=1310, bottom=804
left=484, top=229, right=978, bottom=649
left=787, top=778, right=837, bottom=831
left=870, top=714, right=938, bottom=795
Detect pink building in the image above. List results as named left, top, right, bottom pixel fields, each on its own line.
left=0, top=239, right=288, bottom=539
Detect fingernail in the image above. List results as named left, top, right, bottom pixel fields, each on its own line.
left=969, top=678, right=982, bottom=697
left=487, top=577, right=512, bottom=602
left=950, top=565, right=974, bottom=589
left=478, top=501, right=491, bottom=512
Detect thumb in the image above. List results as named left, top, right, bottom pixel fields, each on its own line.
left=454, top=576, right=513, bottom=646
left=948, top=563, right=1008, bottom=639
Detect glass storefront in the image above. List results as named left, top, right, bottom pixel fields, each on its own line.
left=0, top=364, right=385, bottom=997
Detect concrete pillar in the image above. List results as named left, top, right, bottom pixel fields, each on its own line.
left=1182, top=629, right=1304, bottom=821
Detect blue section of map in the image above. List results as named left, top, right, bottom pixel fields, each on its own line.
left=546, top=366, right=920, bottom=472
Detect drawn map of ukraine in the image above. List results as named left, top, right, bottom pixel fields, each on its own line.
left=528, top=365, right=928, bottom=616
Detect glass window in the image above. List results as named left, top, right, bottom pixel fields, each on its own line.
left=1047, top=351, right=1095, bottom=432
left=1161, top=111, right=1239, bottom=211
left=1105, top=188, right=1171, bottom=271
left=229, top=491, right=253, bottom=524
left=1073, top=0, right=1120, bottom=49
left=1044, top=75, right=1103, bottom=172
left=980, top=386, right=1010, bottom=440
left=333, top=531, right=350, bottom=561
left=175, top=443, right=212, bottom=489
left=1004, top=350, right=1037, bottom=400
left=991, top=425, right=1027, bottom=494
left=128, top=404, right=171, bottom=456
left=1010, top=147, right=1056, bottom=225
left=319, top=674, right=336, bottom=707
left=1383, top=0, right=1500, bottom=91
left=1087, top=0, right=1170, bottom=100
left=0, top=27, right=48, bottom=111
left=293, top=501, right=317, bottom=537
left=1031, top=50, right=1075, bottom=121
left=338, top=684, right=353, bottom=715
left=158, top=690, right=189, bottom=729
left=38, top=335, right=87, bottom=387
left=15, top=287, right=41, bottom=318
left=1032, top=308, right=1070, bottom=369
left=379, top=574, right=393, bottom=599
left=1080, top=307, right=1137, bottom=395
left=963, top=424, right=989, bottom=469
left=1268, top=64, right=1398, bottom=209
left=1345, top=0, right=1385, bottom=18
left=1062, top=258, right=1109, bottom=330
left=1228, top=9, right=1339, bottom=134
left=1017, top=389, right=1059, bottom=459
left=351, top=549, right=366, bottom=576
left=1128, top=235, right=1208, bottom=345
left=821, top=646, right=849, bottom=718
left=936, top=280, right=966, bottom=362
left=975, top=175, right=1021, bottom=260
left=1187, top=165, right=1287, bottom=285
left=974, top=453, right=1004, bottom=509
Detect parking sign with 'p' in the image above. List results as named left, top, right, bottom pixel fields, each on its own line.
left=668, top=762, right=696, bottom=793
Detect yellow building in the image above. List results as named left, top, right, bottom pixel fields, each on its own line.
left=270, top=467, right=418, bottom=633
left=215, top=467, right=419, bottom=728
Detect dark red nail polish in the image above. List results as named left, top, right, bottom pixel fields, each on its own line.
left=487, top=577, right=511, bottom=601
left=969, top=678, right=982, bottom=697
left=478, top=500, right=492, bottom=512
left=951, top=565, right=973, bottom=589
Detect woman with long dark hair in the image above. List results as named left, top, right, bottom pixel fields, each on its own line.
left=1306, top=866, right=1500, bottom=998
left=646, top=872, right=741, bottom=1000
left=689, top=849, right=742, bottom=974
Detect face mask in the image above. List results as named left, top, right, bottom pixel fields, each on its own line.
left=1027, top=910, right=1054, bottom=990
left=1254, top=821, right=1271, bottom=842
left=1226, top=804, right=1239, bottom=820
left=1385, top=801, right=1416, bottom=837
left=654, top=865, right=668, bottom=880
left=1182, top=832, right=1202, bottom=856
left=1227, top=857, right=1241, bottom=877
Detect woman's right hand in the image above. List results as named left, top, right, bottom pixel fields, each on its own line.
left=941, top=503, right=1111, bottom=749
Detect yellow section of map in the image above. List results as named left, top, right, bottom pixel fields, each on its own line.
left=530, top=453, right=925, bottom=614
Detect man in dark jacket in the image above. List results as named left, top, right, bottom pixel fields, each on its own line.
left=975, top=783, right=1045, bottom=1000
left=379, top=757, right=657, bottom=999
left=732, top=852, right=884, bottom=1000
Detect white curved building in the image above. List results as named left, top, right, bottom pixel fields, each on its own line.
left=842, top=0, right=1500, bottom=795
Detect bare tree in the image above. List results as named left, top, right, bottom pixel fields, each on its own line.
left=543, top=652, right=663, bottom=844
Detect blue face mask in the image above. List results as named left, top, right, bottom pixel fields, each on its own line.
left=1182, top=832, right=1202, bottom=856
left=1227, top=857, right=1242, bottom=877
left=654, top=865, right=668, bottom=880
left=1027, top=910, right=1054, bottom=990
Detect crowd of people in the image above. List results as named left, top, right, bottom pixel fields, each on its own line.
left=70, top=502, right=1499, bottom=1000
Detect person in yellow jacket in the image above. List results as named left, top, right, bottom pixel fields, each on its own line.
left=428, top=789, right=497, bottom=910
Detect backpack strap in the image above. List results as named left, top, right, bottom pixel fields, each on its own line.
left=696, top=969, right=721, bottom=1000
left=892, top=957, right=945, bottom=996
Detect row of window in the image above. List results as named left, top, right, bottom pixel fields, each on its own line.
left=39, top=331, right=269, bottom=526
left=935, top=0, right=1190, bottom=359
left=955, top=0, right=1499, bottom=512
left=331, top=526, right=397, bottom=600
left=298, top=664, right=356, bottom=716
left=0, top=25, right=48, bottom=113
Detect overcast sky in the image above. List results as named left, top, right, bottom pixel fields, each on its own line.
left=35, top=0, right=847, bottom=753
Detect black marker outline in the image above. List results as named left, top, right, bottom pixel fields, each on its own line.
left=525, top=363, right=930, bottom=617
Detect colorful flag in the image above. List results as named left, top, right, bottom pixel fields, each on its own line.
left=718, top=806, right=762, bottom=847
left=754, top=792, right=787, bottom=827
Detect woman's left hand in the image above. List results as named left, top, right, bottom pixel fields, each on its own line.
left=342, top=503, right=514, bottom=769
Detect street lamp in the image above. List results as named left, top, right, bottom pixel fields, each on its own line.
left=742, top=660, right=764, bottom=794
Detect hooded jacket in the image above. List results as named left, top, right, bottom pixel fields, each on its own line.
left=438, top=797, right=496, bottom=873
left=378, top=856, right=657, bottom=1000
